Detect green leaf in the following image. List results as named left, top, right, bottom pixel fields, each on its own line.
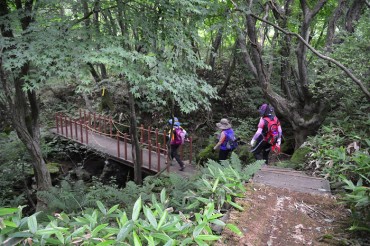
left=27, top=215, right=38, bottom=234
left=194, top=238, right=208, bottom=246
left=96, top=201, right=107, bottom=215
left=133, top=231, right=142, bottom=246
left=151, top=233, right=171, bottom=241
left=117, top=221, right=133, bottom=241
left=212, top=178, right=219, bottom=192
left=55, top=231, right=65, bottom=244
left=157, top=210, right=168, bottom=230
left=228, top=200, right=244, bottom=211
left=143, top=206, right=157, bottom=229
left=160, top=188, right=167, bottom=204
left=3, top=220, right=17, bottom=228
left=107, top=204, right=119, bottom=215
left=92, top=223, right=108, bottom=237
left=193, top=223, right=205, bottom=238
left=0, top=208, right=18, bottom=216
left=143, top=235, right=155, bottom=246
left=226, top=223, right=243, bottom=236
left=196, top=234, right=221, bottom=241
left=132, top=197, right=142, bottom=221
left=96, top=240, right=118, bottom=246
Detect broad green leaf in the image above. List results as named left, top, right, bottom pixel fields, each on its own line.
left=132, top=197, right=142, bottom=221
left=0, top=208, right=18, bottom=216
left=96, top=201, right=107, bottom=215
left=143, top=235, right=155, bottom=246
left=160, top=188, right=167, bottom=204
left=96, top=240, right=117, bottom=246
left=193, top=223, right=205, bottom=238
left=226, top=223, right=243, bottom=236
left=195, top=234, right=221, bottom=241
left=3, top=220, right=17, bottom=228
left=117, top=221, right=133, bottom=241
left=92, top=223, right=108, bottom=237
left=163, top=239, right=174, bottom=246
left=151, top=232, right=171, bottom=241
left=228, top=200, right=244, bottom=211
left=143, top=206, right=157, bottom=228
left=212, top=178, right=219, bottom=192
left=107, top=205, right=119, bottom=215
left=27, top=215, right=38, bottom=234
left=55, top=231, right=65, bottom=244
left=157, top=210, right=168, bottom=230
left=133, top=231, right=142, bottom=246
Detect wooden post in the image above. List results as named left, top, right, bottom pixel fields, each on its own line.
left=94, top=113, right=96, bottom=131
left=98, top=115, right=101, bottom=133
left=80, top=110, right=83, bottom=144
left=157, top=143, right=161, bottom=172
left=163, top=130, right=167, bottom=146
left=56, top=113, right=59, bottom=133
left=61, top=114, right=64, bottom=135
left=109, top=117, right=112, bottom=137
left=103, top=115, right=107, bottom=134
left=189, top=137, right=192, bottom=165
left=65, top=115, right=68, bottom=138
left=155, top=128, right=159, bottom=147
left=74, top=120, right=78, bottom=141
left=85, top=111, right=88, bottom=144
left=148, top=140, right=152, bottom=170
left=70, top=117, right=73, bottom=138
left=124, top=133, right=128, bottom=160
left=117, top=132, right=120, bottom=158
left=140, top=124, right=144, bottom=144
left=165, top=145, right=170, bottom=173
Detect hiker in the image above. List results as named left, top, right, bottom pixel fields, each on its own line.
left=168, top=117, right=186, bottom=171
left=250, top=103, right=282, bottom=164
left=213, top=118, right=236, bottom=161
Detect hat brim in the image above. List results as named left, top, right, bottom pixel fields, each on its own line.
left=216, top=122, right=231, bottom=129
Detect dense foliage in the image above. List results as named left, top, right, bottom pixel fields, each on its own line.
left=0, top=155, right=262, bottom=245
left=303, top=102, right=370, bottom=232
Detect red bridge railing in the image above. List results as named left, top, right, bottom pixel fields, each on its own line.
left=54, top=109, right=193, bottom=173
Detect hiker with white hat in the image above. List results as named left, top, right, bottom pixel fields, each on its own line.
left=213, top=118, right=236, bottom=161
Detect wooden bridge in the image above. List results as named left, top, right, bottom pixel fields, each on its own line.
left=50, top=109, right=194, bottom=174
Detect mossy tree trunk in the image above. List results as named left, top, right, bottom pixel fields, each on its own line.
left=0, top=0, right=52, bottom=210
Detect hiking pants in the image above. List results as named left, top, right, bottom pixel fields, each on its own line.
left=219, top=149, right=232, bottom=161
left=170, top=144, right=184, bottom=168
left=252, top=141, right=271, bottom=164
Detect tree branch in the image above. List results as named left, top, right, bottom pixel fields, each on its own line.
left=249, top=13, right=370, bottom=101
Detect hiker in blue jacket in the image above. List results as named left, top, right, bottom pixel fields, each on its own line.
left=213, top=118, right=236, bottom=161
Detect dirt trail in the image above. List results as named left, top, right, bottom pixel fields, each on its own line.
left=216, top=166, right=357, bottom=246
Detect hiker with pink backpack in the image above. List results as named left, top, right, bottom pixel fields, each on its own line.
left=250, top=104, right=282, bottom=165
left=168, top=117, right=187, bottom=171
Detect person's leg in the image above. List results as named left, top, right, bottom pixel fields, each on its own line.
left=219, top=149, right=230, bottom=161
left=171, top=144, right=185, bottom=170
left=262, top=143, right=271, bottom=164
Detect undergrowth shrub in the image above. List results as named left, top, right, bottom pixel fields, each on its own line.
left=304, top=105, right=370, bottom=232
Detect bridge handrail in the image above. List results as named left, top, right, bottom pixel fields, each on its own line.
left=54, top=109, right=193, bottom=173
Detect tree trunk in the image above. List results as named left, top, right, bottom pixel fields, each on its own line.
left=0, top=0, right=52, bottom=210
left=128, top=89, right=142, bottom=185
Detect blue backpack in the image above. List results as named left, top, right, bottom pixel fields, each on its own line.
left=226, top=134, right=238, bottom=150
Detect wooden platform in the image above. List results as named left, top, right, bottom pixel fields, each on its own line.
left=253, top=166, right=331, bottom=195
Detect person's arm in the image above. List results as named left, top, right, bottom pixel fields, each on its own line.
left=277, top=125, right=282, bottom=145
left=214, top=131, right=226, bottom=150
left=250, top=118, right=264, bottom=146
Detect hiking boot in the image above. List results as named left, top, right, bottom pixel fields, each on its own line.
left=179, top=166, right=185, bottom=171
